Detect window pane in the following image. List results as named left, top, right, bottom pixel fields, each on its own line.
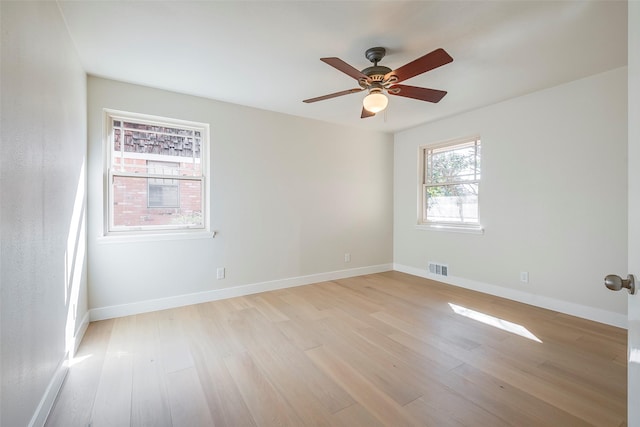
left=112, top=119, right=201, bottom=174
left=427, top=143, right=480, bottom=184
left=148, top=182, right=179, bottom=207
left=147, top=160, right=179, bottom=176
left=112, top=176, right=203, bottom=228
left=426, top=183, right=478, bottom=223
left=147, top=161, right=179, bottom=206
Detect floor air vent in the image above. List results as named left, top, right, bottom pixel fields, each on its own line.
left=428, top=262, right=448, bottom=277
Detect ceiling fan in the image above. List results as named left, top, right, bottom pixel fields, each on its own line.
left=303, top=47, right=453, bottom=118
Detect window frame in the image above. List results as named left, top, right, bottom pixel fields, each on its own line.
left=102, top=109, right=211, bottom=239
left=417, top=135, right=483, bottom=234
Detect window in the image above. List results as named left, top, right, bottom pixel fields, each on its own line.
left=104, top=110, right=210, bottom=235
left=419, top=136, right=482, bottom=231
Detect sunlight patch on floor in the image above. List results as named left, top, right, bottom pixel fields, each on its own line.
left=448, top=303, right=542, bottom=343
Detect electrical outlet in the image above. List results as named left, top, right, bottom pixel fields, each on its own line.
left=520, top=271, right=529, bottom=283
left=344, top=253, right=351, bottom=263
left=217, top=267, right=225, bottom=279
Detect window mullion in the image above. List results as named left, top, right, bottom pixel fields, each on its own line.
left=425, top=179, right=480, bottom=188
left=111, top=170, right=202, bottom=181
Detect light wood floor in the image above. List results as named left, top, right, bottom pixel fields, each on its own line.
left=46, top=271, right=627, bottom=426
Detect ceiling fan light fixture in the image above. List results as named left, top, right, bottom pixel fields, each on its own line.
left=362, top=91, right=388, bottom=113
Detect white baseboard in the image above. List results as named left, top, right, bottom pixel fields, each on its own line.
left=90, top=263, right=393, bottom=321
left=393, top=263, right=627, bottom=329
left=73, top=310, right=91, bottom=356
left=89, top=261, right=626, bottom=327
left=29, top=311, right=90, bottom=427
left=28, top=354, right=69, bottom=427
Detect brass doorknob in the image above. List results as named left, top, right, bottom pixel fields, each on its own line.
left=604, top=274, right=636, bottom=295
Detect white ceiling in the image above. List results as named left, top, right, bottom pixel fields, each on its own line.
left=57, top=1, right=627, bottom=133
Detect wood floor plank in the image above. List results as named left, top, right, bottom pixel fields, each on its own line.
left=88, top=316, right=135, bottom=427
left=248, top=346, right=339, bottom=425
left=313, top=319, right=425, bottom=406
left=156, top=307, right=195, bottom=374
left=446, top=362, right=592, bottom=427
left=130, top=311, right=172, bottom=427
left=331, top=403, right=386, bottom=427
left=245, top=293, right=291, bottom=323
left=165, top=367, right=215, bottom=427
left=46, top=271, right=627, bottom=426
left=354, top=326, right=464, bottom=374
left=191, top=349, right=257, bottom=426
left=306, top=345, right=420, bottom=427
left=253, top=339, right=355, bottom=415
left=386, top=329, right=470, bottom=371
left=276, top=290, right=329, bottom=321
left=224, top=351, right=304, bottom=426
left=462, top=344, right=625, bottom=426
left=194, top=301, right=248, bottom=358
left=404, top=394, right=506, bottom=427
left=225, top=305, right=356, bottom=414
left=274, top=318, right=324, bottom=351
left=372, top=310, right=481, bottom=358
left=45, top=320, right=114, bottom=427
left=183, top=304, right=262, bottom=426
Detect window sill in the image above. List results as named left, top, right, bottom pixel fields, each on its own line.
left=97, top=230, right=216, bottom=244
left=416, top=223, right=484, bottom=235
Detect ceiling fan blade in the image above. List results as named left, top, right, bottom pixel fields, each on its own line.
left=384, top=48, right=453, bottom=83
left=321, top=57, right=369, bottom=81
left=303, top=88, right=364, bottom=103
left=388, top=85, right=448, bottom=103
left=361, top=107, right=375, bottom=119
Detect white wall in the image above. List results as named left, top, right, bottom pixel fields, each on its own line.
left=0, top=2, right=88, bottom=426
left=394, top=67, right=627, bottom=323
left=87, top=77, right=393, bottom=314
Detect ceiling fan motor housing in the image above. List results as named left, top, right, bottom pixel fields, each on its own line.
left=362, top=65, right=392, bottom=79
left=362, top=47, right=392, bottom=81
